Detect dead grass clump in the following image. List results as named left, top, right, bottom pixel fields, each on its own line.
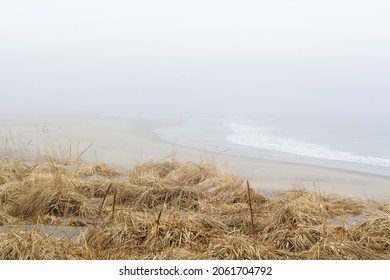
left=0, top=231, right=87, bottom=260
left=75, top=177, right=115, bottom=198
left=350, top=217, right=390, bottom=254
left=307, top=238, right=384, bottom=260
left=128, top=160, right=221, bottom=188
left=129, top=160, right=180, bottom=181
left=118, top=184, right=204, bottom=209
left=204, top=203, right=252, bottom=231
left=266, top=204, right=322, bottom=230
left=8, top=171, right=96, bottom=219
left=163, top=161, right=220, bottom=186
left=9, top=185, right=95, bottom=218
left=321, top=196, right=365, bottom=217
left=266, top=189, right=365, bottom=226
left=118, top=160, right=234, bottom=209
left=152, top=248, right=202, bottom=260
left=76, top=163, right=123, bottom=177
left=0, top=175, right=6, bottom=185
left=207, top=234, right=282, bottom=260
left=207, top=180, right=268, bottom=206
left=0, top=156, right=30, bottom=182
left=191, top=212, right=231, bottom=232
left=0, top=206, right=15, bottom=225
left=83, top=207, right=221, bottom=258
left=260, top=224, right=322, bottom=253
left=251, top=189, right=374, bottom=255
left=0, top=181, right=18, bottom=205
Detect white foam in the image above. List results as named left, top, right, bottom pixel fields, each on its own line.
left=225, top=122, right=390, bottom=168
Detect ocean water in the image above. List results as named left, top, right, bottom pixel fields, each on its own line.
left=155, top=115, right=390, bottom=176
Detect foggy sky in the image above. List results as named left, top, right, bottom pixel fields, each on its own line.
left=1, top=0, right=389, bottom=119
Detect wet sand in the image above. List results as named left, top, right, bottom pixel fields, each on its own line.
left=1, top=115, right=389, bottom=201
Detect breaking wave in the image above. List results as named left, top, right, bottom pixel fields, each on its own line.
left=225, top=122, right=390, bottom=168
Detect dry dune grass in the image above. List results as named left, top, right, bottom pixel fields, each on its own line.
left=0, top=153, right=389, bottom=260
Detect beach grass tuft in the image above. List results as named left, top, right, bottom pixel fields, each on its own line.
left=0, top=153, right=389, bottom=259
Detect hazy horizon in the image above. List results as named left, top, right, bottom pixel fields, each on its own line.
left=1, top=1, right=390, bottom=121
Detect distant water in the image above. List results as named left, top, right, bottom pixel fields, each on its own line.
left=155, top=115, right=390, bottom=176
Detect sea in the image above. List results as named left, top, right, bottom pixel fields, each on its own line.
left=155, top=115, right=390, bottom=176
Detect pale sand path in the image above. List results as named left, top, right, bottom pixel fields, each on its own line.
left=1, top=115, right=389, bottom=201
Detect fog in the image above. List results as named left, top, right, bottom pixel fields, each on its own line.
left=1, top=0, right=389, bottom=120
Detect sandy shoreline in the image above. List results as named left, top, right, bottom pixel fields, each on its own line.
left=1, top=115, right=389, bottom=201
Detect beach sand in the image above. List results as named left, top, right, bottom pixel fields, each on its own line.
left=1, top=115, right=389, bottom=201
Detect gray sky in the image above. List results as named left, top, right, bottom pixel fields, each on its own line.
left=1, top=0, right=389, bottom=119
